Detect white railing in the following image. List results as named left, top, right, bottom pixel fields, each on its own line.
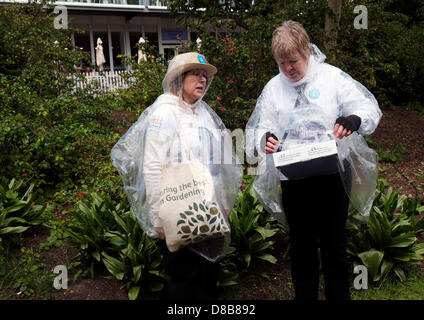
left=72, top=70, right=132, bottom=93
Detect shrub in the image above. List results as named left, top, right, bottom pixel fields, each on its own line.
left=66, top=193, right=121, bottom=279
left=0, top=1, right=121, bottom=196
left=116, top=41, right=167, bottom=113
left=102, top=210, right=167, bottom=300
left=346, top=179, right=424, bottom=283
left=0, top=178, right=45, bottom=254
left=169, top=0, right=424, bottom=125
left=227, top=177, right=281, bottom=270
left=66, top=193, right=167, bottom=299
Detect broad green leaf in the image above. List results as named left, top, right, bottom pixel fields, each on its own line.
left=150, top=281, right=164, bottom=292
left=244, top=253, right=251, bottom=267
left=92, top=251, right=101, bottom=262
left=114, top=214, right=129, bottom=234
left=389, top=234, right=416, bottom=248
left=133, top=265, right=142, bottom=283
left=128, top=286, right=140, bottom=300
left=3, top=203, right=26, bottom=214
left=0, top=226, right=29, bottom=235
left=3, top=216, right=27, bottom=225
left=255, top=226, right=276, bottom=240
left=392, top=251, right=412, bottom=262
left=413, top=242, right=424, bottom=255
left=253, top=240, right=274, bottom=252
left=380, top=259, right=393, bottom=277
left=257, top=254, right=277, bottom=264
left=358, top=249, right=384, bottom=281
left=217, top=280, right=238, bottom=287
left=393, top=267, right=406, bottom=282
left=101, top=252, right=125, bottom=279
left=148, top=270, right=160, bottom=276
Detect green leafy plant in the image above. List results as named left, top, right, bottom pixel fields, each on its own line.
left=66, top=193, right=119, bottom=279
left=102, top=209, right=167, bottom=300
left=346, top=179, right=424, bottom=283
left=66, top=193, right=167, bottom=299
left=228, top=178, right=280, bottom=270
left=377, top=141, right=407, bottom=163
left=0, top=247, right=55, bottom=299
left=0, top=178, right=44, bottom=253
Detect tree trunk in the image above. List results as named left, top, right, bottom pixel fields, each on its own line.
left=324, top=0, right=342, bottom=55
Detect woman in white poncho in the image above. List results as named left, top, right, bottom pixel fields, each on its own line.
left=245, top=21, right=382, bottom=300
left=111, top=52, right=242, bottom=300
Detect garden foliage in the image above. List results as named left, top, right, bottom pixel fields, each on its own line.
left=168, top=0, right=424, bottom=130
left=66, top=193, right=167, bottom=300
left=347, top=179, right=424, bottom=283
left=1, top=0, right=424, bottom=300
left=0, top=1, right=119, bottom=198
left=0, top=178, right=44, bottom=254
left=227, top=177, right=280, bottom=270
left=116, top=41, right=167, bottom=113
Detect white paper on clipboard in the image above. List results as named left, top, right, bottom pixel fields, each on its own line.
left=273, top=140, right=338, bottom=167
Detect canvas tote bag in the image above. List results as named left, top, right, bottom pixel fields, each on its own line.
left=158, top=111, right=230, bottom=252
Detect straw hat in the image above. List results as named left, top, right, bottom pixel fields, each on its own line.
left=162, top=52, right=217, bottom=89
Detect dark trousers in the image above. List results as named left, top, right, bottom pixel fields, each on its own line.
left=160, top=241, right=220, bottom=300
left=280, top=173, right=351, bottom=300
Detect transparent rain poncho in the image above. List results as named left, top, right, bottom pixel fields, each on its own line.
left=246, top=44, right=382, bottom=224
left=111, top=52, right=243, bottom=262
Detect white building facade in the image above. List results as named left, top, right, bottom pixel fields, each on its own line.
left=62, top=0, right=197, bottom=71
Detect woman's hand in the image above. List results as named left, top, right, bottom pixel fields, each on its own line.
left=334, top=115, right=361, bottom=139
left=266, top=136, right=279, bottom=154
left=333, top=123, right=352, bottom=139
left=155, top=227, right=165, bottom=240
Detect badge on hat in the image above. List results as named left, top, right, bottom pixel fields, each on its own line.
left=197, top=55, right=206, bottom=64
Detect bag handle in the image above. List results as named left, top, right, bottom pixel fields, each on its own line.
left=170, top=107, right=196, bottom=163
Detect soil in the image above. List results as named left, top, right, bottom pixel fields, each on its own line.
left=11, top=106, right=424, bottom=300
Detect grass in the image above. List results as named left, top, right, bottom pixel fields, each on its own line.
left=351, top=266, right=424, bottom=300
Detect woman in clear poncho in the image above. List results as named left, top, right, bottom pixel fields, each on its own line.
left=245, top=21, right=382, bottom=300
left=111, top=52, right=242, bottom=300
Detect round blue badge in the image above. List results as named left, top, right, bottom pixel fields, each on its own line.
left=308, top=88, right=320, bottom=99
left=197, top=55, right=206, bottom=64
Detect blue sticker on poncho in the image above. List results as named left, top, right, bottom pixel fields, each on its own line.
left=197, top=55, right=206, bottom=64
left=308, top=88, right=320, bottom=99
left=340, top=71, right=352, bottom=79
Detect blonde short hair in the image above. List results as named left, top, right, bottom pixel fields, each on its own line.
left=271, top=21, right=312, bottom=61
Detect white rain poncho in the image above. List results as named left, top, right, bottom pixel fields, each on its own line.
left=111, top=52, right=243, bottom=262
left=246, top=44, right=382, bottom=224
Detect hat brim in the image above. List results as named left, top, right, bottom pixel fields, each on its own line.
left=163, top=62, right=217, bottom=89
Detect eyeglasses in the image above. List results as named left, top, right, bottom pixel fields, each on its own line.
left=185, top=70, right=210, bottom=81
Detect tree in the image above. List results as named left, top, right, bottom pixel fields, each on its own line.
left=324, top=0, right=342, bottom=56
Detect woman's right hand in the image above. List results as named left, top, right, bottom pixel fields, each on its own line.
left=155, top=227, right=165, bottom=240
left=266, top=137, right=279, bottom=154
